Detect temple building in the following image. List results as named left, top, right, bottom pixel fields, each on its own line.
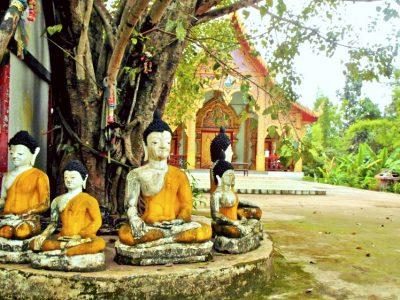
left=169, top=16, right=318, bottom=172
left=0, top=1, right=51, bottom=176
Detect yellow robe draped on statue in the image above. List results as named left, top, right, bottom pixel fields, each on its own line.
left=3, top=168, right=49, bottom=215
left=0, top=168, right=49, bottom=239
left=41, top=193, right=105, bottom=256
left=119, top=166, right=212, bottom=246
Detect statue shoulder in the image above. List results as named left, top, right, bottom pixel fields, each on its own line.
left=168, top=166, right=187, bottom=179
left=32, top=168, right=49, bottom=179
left=51, top=195, right=62, bottom=210
left=80, top=192, right=99, bottom=205
left=127, top=166, right=147, bottom=181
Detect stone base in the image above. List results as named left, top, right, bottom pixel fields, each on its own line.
left=214, top=233, right=262, bottom=254
left=0, top=236, right=273, bottom=299
left=115, top=240, right=213, bottom=266
left=30, top=251, right=106, bottom=272
left=0, top=236, right=33, bottom=252
left=0, top=249, right=32, bottom=264
left=0, top=237, right=36, bottom=264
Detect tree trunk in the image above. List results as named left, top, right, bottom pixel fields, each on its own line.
left=48, top=0, right=230, bottom=214
left=0, top=0, right=26, bottom=62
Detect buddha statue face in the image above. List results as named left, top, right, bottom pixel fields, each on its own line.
left=145, top=131, right=172, bottom=161
left=224, top=145, right=233, bottom=163
left=9, top=144, right=39, bottom=167
left=64, top=170, right=86, bottom=191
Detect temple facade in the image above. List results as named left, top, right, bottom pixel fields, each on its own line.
left=169, top=17, right=318, bottom=172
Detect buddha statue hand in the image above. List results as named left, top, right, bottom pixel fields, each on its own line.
left=152, top=219, right=185, bottom=229
left=31, top=234, right=47, bottom=251
left=129, top=215, right=148, bottom=239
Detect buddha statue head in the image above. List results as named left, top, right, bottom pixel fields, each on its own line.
left=63, top=160, right=88, bottom=192
left=213, top=159, right=235, bottom=187
left=8, top=131, right=40, bottom=168
left=142, top=110, right=173, bottom=162
left=210, top=127, right=233, bottom=164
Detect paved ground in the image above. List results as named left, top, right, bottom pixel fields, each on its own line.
left=196, top=181, right=400, bottom=299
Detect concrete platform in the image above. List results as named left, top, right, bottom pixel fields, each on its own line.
left=0, top=236, right=274, bottom=299
left=187, top=169, right=326, bottom=195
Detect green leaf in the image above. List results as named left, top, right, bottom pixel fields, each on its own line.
left=267, top=125, right=277, bottom=138
left=259, top=6, right=268, bottom=18
left=212, top=62, right=221, bottom=71
left=131, top=37, right=138, bottom=45
left=176, top=21, right=187, bottom=41
left=47, top=24, right=63, bottom=36
left=165, top=19, right=176, bottom=32
left=242, top=10, right=250, bottom=19
left=277, top=0, right=287, bottom=16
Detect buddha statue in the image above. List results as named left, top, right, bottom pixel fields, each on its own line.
left=115, top=111, right=213, bottom=265
left=0, top=131, right=50, bottom=263
left=211, top=158, right=263, bottom=254
left=29, top=160, right=106, bottom=271
left=210, top=127, right=233, bottom=194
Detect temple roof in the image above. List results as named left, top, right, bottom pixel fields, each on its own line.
left=231, top=14, right=318, bottom=123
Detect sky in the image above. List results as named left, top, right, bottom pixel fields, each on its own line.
left=242, top=1, right=400, bottom=111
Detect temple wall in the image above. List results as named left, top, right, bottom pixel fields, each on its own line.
left=8, top=0, right=50, bottom=170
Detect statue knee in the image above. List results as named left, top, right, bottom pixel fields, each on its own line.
left=197, top=223, right=212, bottom=242
left=0, top=225, right=14, bottom=239
left=42, top=240, right=61, bottom=252
left=118, top=223, right=135, bottom=246
left=14, top=223, right=33, bottom=239
left=176, top=223, right=212, bottom=243
left=65, top=237, right=106, bottom=256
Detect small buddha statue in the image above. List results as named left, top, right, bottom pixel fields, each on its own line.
left=210, top=127, right=233, bottom=194
left=116, top=111, right=212, bottom=265
left=211, top=158, right=263, bottom=254
left=29, top=160, right=105, bottom=271
left=0, top=131, right=49, bottom=263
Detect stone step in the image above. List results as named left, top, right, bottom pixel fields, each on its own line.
left=186, top=170, right=326, bottom=195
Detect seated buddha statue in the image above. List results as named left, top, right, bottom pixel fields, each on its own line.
left=0, top=131, right=49, bottom=263
left=116, top=111, right=212, bottom=265
left=29, top=160, right=105, bottom=271
left=209, top=127, right=233, bottom=194
left=211, top=158, right=263, bottom=254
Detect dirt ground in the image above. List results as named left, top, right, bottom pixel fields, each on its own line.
left=199, top=182, right=400, bottom=299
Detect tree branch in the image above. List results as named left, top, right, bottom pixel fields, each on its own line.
left=194, top=0, right=262, bottom=25
left=106, top=0, right=150, bottom=85
left=148, top=0, right=174, bottom=25
left=76, top=0, right=94, bottom=80
left=0, top=0, right=27, bottom=62
left=195, top=0, right=221, bottom=16
left=57, top=108, right=131, bottom=169
left=94, top=0, right=116, bottom=49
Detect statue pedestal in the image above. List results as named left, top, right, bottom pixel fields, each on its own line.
left=214, top=234, right=262, bottom=254
left=0, top=237, right=35, bottom=263
left=115, top=240, right=213, bottom=266
left=213, top=219, right=264, bottom=254
left=0, top=235, right=274, bottom=299
left=30, top=251, right=106, bottom=272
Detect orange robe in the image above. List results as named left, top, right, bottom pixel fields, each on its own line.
left=119, top=166, right=211, bottom=246
left=3, top=168, right=49, bottom=215
left=0, top=168, right=49, bottom=239
left=141, top=166, right=192, bottom=223
left=41, top=193, right=105, bottom=256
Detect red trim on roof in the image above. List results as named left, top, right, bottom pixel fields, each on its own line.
left=232, top=15, right=318, bottom=123
left=232, top=15, right=269, bottom=76
left=0, top=63, right=10, bottom=178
